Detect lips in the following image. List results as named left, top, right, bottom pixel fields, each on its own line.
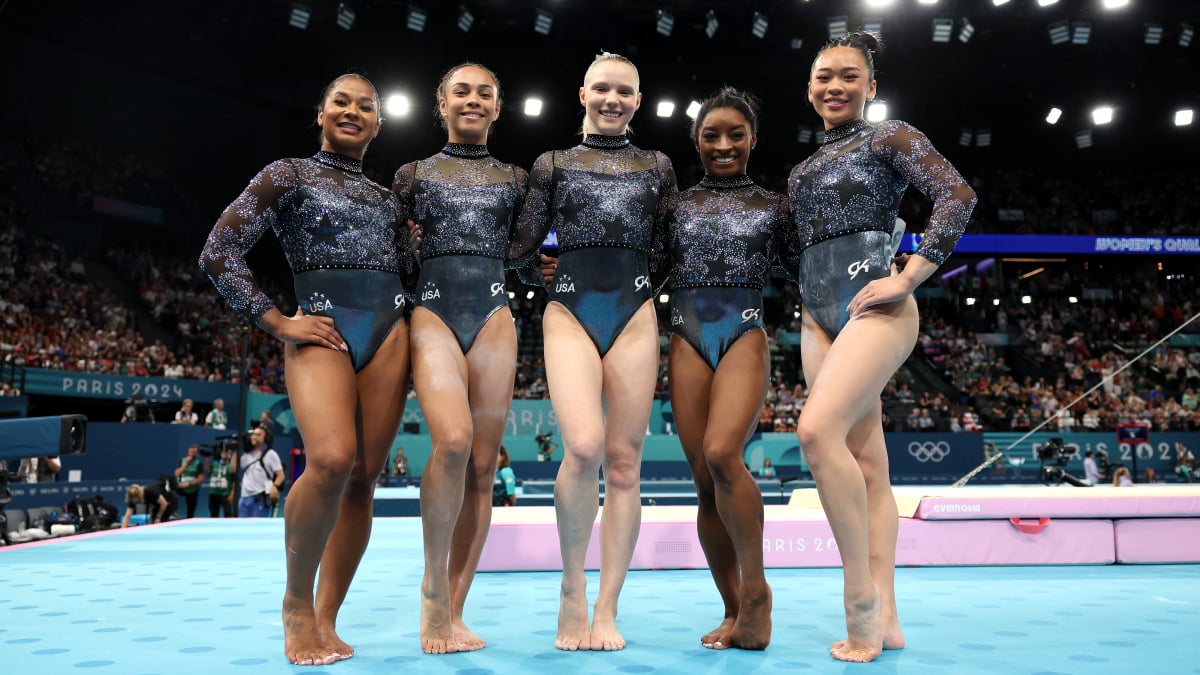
left=712, top=156, right=736, bottom=164
left=599, top=110, right=623, bottom=118
left=337, top=122, right=362, bottom=133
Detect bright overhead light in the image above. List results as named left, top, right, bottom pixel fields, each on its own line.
left=965, top=297, right=976, bottom=306
left=1048, top=20, right=1069, bottom=45
left=656, top=10, right=674, bottom=37
left=289, top=2, right=311, bottom=29
left=992, top=299, right=1000, bottom=306
left=865, top=0, right=895, bottom=7
left=797, top=127, right=813, bottom=144
left=386, top=94, right=410, bottom=117
left=1037, top=0, right=1058, bottom=6
left=658, top=294, right=670, bottom=304
left=866, top=102, right=887, bottom=123
left=657, top=101, right=675, bottom=118
left=1068, top=296, right=1078, bottom=303
left=1102, top=0, right=1130, bottom=9
left=1046, top=107, right=1062, bottom=124
left=1176, top=109, right=1194, bottom=126
left=1091, top=106, right=1114, bottom=125
left=751, top=12, right=768, bottom=39
left=959, top=129, right=973, bottom=146
left=917, top=0, right=939, bottom=4
left=457, top=7, right=474, bottom=32
left=1072, top=21, right=1091, bottom=45
left=1074, top=129, right=1093, bottom=149
left=828, top=15, right=848, bottom=39
left=1181, top=23, right=1194, bottom=48
left=526, top=291, right=535, bottom=300
left=976, top=129, right=992, bottom=147
left=932, top=18, right=953, bottom=42
left=1021, top=295, right=1032, bottom=304
left=1144, top=24, right=1163, bottom=45
left=534, top=9, right=553, bottom=35
left=992, top=0, right=1011, bottom=6
left=685, top=100, right=702, bottom=120
left=524, top=98, right=543, bottom=117
left=406, top=6, right=427, bottom=32
left=958, top=18, right=975, bottom=42
left=336, top=3, right=356, bottom=30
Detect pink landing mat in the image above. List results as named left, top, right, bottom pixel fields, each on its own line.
left=1115, top=518, right=1200, bottom=563
left=857, top=485, right=1200, bottom=520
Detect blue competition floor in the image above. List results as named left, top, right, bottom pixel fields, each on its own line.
left=3, top=517, right=1200, bottom=674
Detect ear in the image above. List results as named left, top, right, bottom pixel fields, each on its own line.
left=867, top=79, right=878, bottom=102
left=750, top=131, right=758, bottom=150
left=806, top=82, right=815, bottom=108
left=578, top=86, right=586, bottom=107
left=438, top=96, right=448, bottom=121
left=633, top=91, right=643, bottom=111
left=492, top=98, right=502, bottom=123
left=316, top=106, right=325, bottom=127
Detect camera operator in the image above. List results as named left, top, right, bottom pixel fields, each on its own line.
left=173, top=443, right=207, bottom=518
left=1083, top=450, right=1101, bottom=486
left=207, top=443, right=237, bottom=517
left=239, top=427, right=284, bottom=518
left=535, top=432, right=558, bottom=462
left=16, top=455, right=60, bottom=483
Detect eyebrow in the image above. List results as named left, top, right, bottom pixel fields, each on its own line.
left=814, top=66, right=862, bottom=73
left=701, top=124, right=747, bottom=132
left=332, top=90, right=375, bottom=102
left=450, top=82, right=495, bottom=91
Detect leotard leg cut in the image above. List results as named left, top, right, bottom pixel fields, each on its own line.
left=797, top=230, right=895, bottom=340
left=294, top=268, right=408, bottom=371
left=549, top=247, right=652, bottom=357
left=669, top=286, right=765, bottom=371
left=415, top=255, right=508, bottom=354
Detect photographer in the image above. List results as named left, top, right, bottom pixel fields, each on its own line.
left=239, top=427, right=284, bottom=518
left=207, top=443, right=237, bottom=517
left=173, top=443, right=207, bottom=518
left=120, top=481, right=177, bottom=527
left=535, top=432, right=558, bottom=462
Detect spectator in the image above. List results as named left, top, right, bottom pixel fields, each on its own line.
left=173, top=398, right=198, bottom=425
left=204, top=398, right=228, bottom=429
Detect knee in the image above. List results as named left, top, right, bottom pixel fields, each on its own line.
left=602, top=454, right=641, bottom=491
left=431, top=428, right=474, bottom=465
left=702, top=443, right=743, bottom=484
left=303, top=448, right=357, bottom=489
left=561, top=438, right=604, bottom=474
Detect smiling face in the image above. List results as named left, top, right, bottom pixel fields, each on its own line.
left=807, top=46, right=877, bottom=130
left=696, top=106, right=756, bottom=178
left=317, top=75, right=381, bottom=159
left=579, top=60, right=642, bottom=136
left=438, top=65, right=501, bottom=145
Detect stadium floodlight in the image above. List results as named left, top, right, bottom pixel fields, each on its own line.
left=534, top=9, right=553, bottom=35
left=1048, top=20, right=1069, bottom=45
left=966, top=297, right=976, bottom=306
left=289, top=2, right=311, bottom=29
left=918, top=0, right=939, bottom=5
left=705, top=10, right=719, bottom=38
left=336, top=3, right=356, bottom=30
left=958, top=18, right=975, bottom=42
left=992, top=0, right=1011, bottom=6
left=959, top=129, right=973, bottom=146
left=1068, top=296, right=1078, bottom=303
left=751, top=12, right=768, bottom=39
left=1181, top=23, right=1194, bottom=48
left=1072, top=21, right=1091, bottom=45
left=790, top=38, right=804, bottom=49
left=685, top=100, right=702, bottom=120
left=932, top=18, right=953, bottom=42
left=1144, top=23, right=1163, bottom=44
left=406, top=6, right=427, bottom=32
left=656, top=10, right=674, bottom=37
left=866, top=102, right=887, bottom=123
left=526, top=291, right=535, bottom=300
left=992, top=299, right=1000, bottom=306
left=797, top=127, right=813, bottom=144
left=457, top=7, right=474, bottom=32
left=1176, top=109, right=1194, bottom=126
left=1046, top=107, right=1063, bottom=124
left=1074, top=129, right=1093, bottom=148
left=865, top=0, right=895, bottom=7
left=1091, top=106, right=1113, bottom=125
left=386, top=94, right=410, bottom=117
left=828, top=15, right=848, bottom=39
left=815, top=130, right=826, bottom=144
left=658, top=294, right=670, bottom=304
left=656, top=101, right=675, bottom=118
left=1102, top=0, right=1129, bottom=9
left=1021, top=295, right=1032, bottom=304
left=524, top=98, right=543, bottom=117
left=863, top=17, right=883, bottom=35
left=976, top=129, right=992, bottom=147
left=1037, top=0, right=1058, bottom=6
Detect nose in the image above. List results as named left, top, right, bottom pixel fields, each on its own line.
left=714, top=135, right=734, bottom=152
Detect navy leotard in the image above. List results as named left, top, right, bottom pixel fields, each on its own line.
left=200, top=151, right=414, bottom=371
left=787, top=119, right=976, bottom=339
left=667, top=174, right=791, bottom=371
left=511, top=133, right=677, bottom=357
left=393, top=142, right=527, bottom=353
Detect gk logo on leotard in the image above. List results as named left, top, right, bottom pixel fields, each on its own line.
left=741, top=308, right=761, bottom=322
left=634, top=275, right=651, bottom=291
left=307, top=292, right=332, bottom=313
left=554, top=274, right=575, bottom=294
left=847, top=259, right=870, bottom=280
left=908, top=441, right=951, bottom=463
left=490, top=282, right=505, bottom=297
left=421, top=281, right=440, bottom=301
left=394, top=294, right=406, bottom=310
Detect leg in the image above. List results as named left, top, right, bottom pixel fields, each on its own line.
left=280, top=346, right=360, bottom=666
left=543, top=302, right=605, bottom=651
left=668, top=336, right=738, bottom=648
left=591, top=300, right=660, bottom=651
left=447, top=309, right=518, bottom=652
left=706, top=330, right=772, bottom=650
left=313, top=322, right=410, bottom=660
left=408, top=309, right=473, bottom=655
left=796, top=299, right=917, bottom=663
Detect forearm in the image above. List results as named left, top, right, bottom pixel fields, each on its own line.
left=896, top=254, right=939, bottom=294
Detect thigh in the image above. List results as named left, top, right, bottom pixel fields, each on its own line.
left=668, top=334, right=714, bottom=468
left=355, top=319, right=412, bottom=472
left=466, top=307, right=518, bottom=442
left=707, top=329, right=770, bottom=449
left=410, top=308, right=472, bottom=440
left=601, top=300, right=660, bottom=449
left=284, top=343, right=360, bottom=468
left=543, top=301, right=605, bottom=448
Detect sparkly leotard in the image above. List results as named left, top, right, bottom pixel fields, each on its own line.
left=393, top=143, right=527, bottom=354
left=200, top=151, right=413, bottom=371
left=787, top=119, right=975, bottom=338
left=511, top=134, right=677, bottom=357
left=667, top=175, right=790, bottom=371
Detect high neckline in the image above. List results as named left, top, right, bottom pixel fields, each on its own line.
left=582, top=133, right=631, bottom=149
left=700, top=174, right=754, bottom=190
left=313, top=151, right=363, bottom=174
left=823, top=119, right=871, bottom=145
left=442, top=142, right=490, bottom=159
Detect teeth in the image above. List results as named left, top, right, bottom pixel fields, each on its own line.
left=714, top=157, right=735, bottom=163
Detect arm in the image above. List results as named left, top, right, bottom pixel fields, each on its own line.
left=649, top=150, right=680, bottom=293
left=174, top=457, right=188, bottom=478
left=121, top=506, right=133, bottom=528
left=507, top=152, right=556, bottom=286
left=43, top=456, right=61, bottom=474
left=391, top=162, right=421, bottom=289
left=152, top=495, right=168, bottom=523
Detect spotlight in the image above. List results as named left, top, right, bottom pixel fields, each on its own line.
left=1046, top=107, right=1062, bottom=124
left=658, top=294, right=670, bottom=304
left=959, top=129, right=973, bottom=146
left=1074, top=129, right=1093, bottom=149
left=865, top=0, right=895, bottom=6
left=406, top=6, right=427, bottom=32
left=1091, top=106, right=1113, bottom=125
left=1037, top=0, right=1058, bottom=6
left=1102, top=0, right=1129, bottom=8
left=507, top=291, right=515, bottom=300
left=917, top=0, right=939, bottom=4
left=866, top=102, right=887, bottom=123
left=457, top=7, right=474, bottom=32
left=1176, top=109, right=1194, bottom=126
left=526, top=291, right=535, bottom=300
left=966, top=297, right=976, bottom=306
left=524, top=98, right=543, bottom=117
left=1048, top=20, right=1069, bottom=45
left=992, top=0, right=1011, bottom=6
left=336, top=3, right=356, bottom=30
left=534, top=9, right=553, bottom=35
left=815, top=130, right=826, bottom=144
left=656, top=9, right=674, bottom=37
left=828, top=15, right=848, bottom=40
left=288, top=2, right=311, bottom=29
left=685, top=100, right=701, bottom=120
left=751, top=12, right=768, bottom=39
left=1072, top=21, right=1091, bottom=45
left=863, top=17, right=883, bottom=35
left=1144, top=23, right=1163, bottom=45
left=656, top=101, right=675, bottom=118
left=386, top=94, right=410, bottom=117
left=976, top=128, right=992, bottom=147
left=1181, top=23, right=1194, bottom=48
left=797, top=127, right=813, bottom=144
left=705, top=10, right=719, bottom=38
left=932, top=18, right=953, bottom=43
left=958, top=18, right=975, bottom=42
left=790, top=38, right=804, bottom=49
left=1068, top=296, right=1078, bottom=303
left=1021, top=295, right=1032, bottom=304
left=992, top=299, right=1000, bottom=306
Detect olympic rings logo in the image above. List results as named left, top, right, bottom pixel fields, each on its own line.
left=908, top=441, right=951, bottom=463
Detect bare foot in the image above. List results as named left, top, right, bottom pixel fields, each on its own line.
left=283, top=594, right=339, bottom=666
left=452, top=617, right=486, bottom=652
left=555, top=583, right=591, bottom=651
left=420, top=575, right=458, bottom=655
left=701, top=617, right=736, bottom=649
left=728, top=583, right=772, bottom=650
left=830, top=587, right=882, bottom=663
left=316, top=622, right=355, bottom=661
left=589, top=612, right=626, bottom=651
left=830, top=611, right=905, bottom=652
